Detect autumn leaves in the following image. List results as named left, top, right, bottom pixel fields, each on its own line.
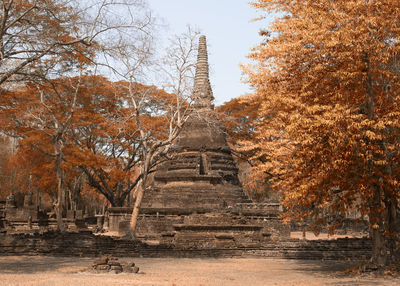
left=242, top=0, right=400, bottom=265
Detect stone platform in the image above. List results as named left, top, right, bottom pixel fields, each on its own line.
left=109, top=202, right=289, bottom=250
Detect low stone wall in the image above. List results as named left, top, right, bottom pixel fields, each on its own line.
left=0, top=232, right=154, bottom=257
left=249, top=238, right=372, bottom=260
left=0, top=232, right=372, bottom=260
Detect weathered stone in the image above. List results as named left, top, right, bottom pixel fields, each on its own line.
left=192, top=35, right=214, bottom=110
left=94, top=256, right=109, bottom=265
left=215, top=233, right=234, bottom=240
left=131, top=266, right=139, bottom=273
left=75, top=210, right=83, bottom=219
left=118, top=220, right=130, bottom=236
left=108, top=258, right=121, bottom=266
left=0, top=232, right=373, bottom=260
left=96, top=215, right=104, bottom=231
left=108, top=207, right=132, bottom=232
left=97, top=264, right=110, bottom=271
left=6, top=193, right=16, bottom=208
left=66, top=210, right=75, bottom=220
left=23, top=192, right=33, bottom=207
left=110, top=265, right=123, bottom=273
left=108, top=261, right=121, bottom=267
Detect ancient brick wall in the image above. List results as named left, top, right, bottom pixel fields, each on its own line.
left=0, top=232, right=372, bottom=260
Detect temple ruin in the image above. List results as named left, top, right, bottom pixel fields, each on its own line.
left=108, top=35, right=289, bottom=249
left=0, top=36, right=373, bottom=260
left=0, top=36, right=288, bottom=248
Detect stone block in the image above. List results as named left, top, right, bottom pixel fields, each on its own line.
left=121, top=260, right=139, bottom=274
left=96, top=215, right=104, bottom=229
left=108, top=261, right=121, bottom=267
left=94, top=256, right=108, bottom=265
left=66, top=210, right=75, bottom=220
left=108, top=207, right=132, bottom=232
left=110, top=265, right=123, bottom=273
left=215, top=233, right=234, bottom=239
left=118, top=220, right=130, bottom=236
left=75, top=210, right=83, bottom=219
left=23, top=193, right=33, bottom=207
left=97, top=264, right=110, bottom=271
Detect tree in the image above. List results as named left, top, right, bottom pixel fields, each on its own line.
left=0, top=0, right=155, bottom=231
left=217, top=95, right=260, bottom=144
left=157, top=26, right=200, bottom=119
left=1, top=0, right=86, bottom=86
left=69, top=76, right=178, bottom=208
left=216, top=95, right=268, bottom=200
left=120, top=28, right=199, bottom=236
left=245, top=0, right=400, bottom=267
left=0, top=0, right=154, bottom=87
left=0, top=135, right=17, bottom=199
left=2, top=139, right=58, bottom=205
left=0, top=76, right=85, bottom=230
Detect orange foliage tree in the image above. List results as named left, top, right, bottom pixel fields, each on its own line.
left=0, top=75, right=86, bottom=230
left=69, top=77, right=179, bottom=208
left=216, top=95, right=269, bottom=200
left=217, top=95, right=260, bottom=147
left=0, top=135, right=17, bottom=199
left=0, top=0, right=156, bottom=231
left=0, top=75, right=182, bottom=209
left=245, top=0, right=400, bottom=266
left=0, top=135, right=51, bottom=203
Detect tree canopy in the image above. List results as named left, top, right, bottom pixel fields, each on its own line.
left=245, top=0, right=400, bottom=266
left=0, top=75, right=180, bottom=206
left=0, top=0, right=154, bottom=87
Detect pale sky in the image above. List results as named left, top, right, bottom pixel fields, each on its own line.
left=147, top=0, right=273, bottom=105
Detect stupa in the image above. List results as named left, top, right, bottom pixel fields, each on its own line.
left=140, top=35, right=247, bottom=211
left=133, top=36, right=288, bottom=248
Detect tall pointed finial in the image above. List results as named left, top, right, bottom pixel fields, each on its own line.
left=192, top=35, right=214, bottom=110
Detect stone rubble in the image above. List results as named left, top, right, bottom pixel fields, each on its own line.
left=90, top=256, right=139, bottom=274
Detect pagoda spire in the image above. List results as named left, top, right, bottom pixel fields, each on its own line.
left=192, top=35, right=214, bottom=110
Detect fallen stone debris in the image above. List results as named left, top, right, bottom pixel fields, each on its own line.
left=89, top=256, right=139, bottom=274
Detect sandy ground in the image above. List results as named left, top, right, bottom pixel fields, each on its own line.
left=0, top=256, right=398, bottom=286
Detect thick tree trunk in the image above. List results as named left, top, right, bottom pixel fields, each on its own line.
left=368, top=185, right=396, bottom=267
left=370, top=226, right=388, bottom=266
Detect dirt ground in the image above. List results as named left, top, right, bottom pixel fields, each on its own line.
left=0, top=256, right=398, bottom=286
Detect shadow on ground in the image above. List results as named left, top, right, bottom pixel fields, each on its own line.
left=0, top=256, right=92, bottom=274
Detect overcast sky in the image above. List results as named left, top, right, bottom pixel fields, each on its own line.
left=147, top=0, right=274, bottom=105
